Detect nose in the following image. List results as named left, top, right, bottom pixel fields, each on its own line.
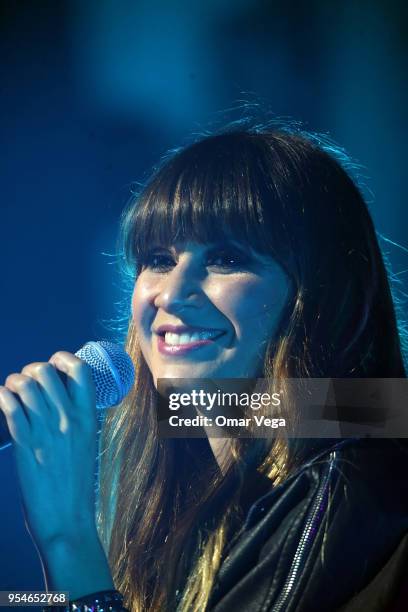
left=153, top=259, right=203, bottom=314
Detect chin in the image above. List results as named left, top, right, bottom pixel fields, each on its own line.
left=154, top=365, right=223, bottom=381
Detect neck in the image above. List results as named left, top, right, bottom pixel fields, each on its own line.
left=205, top=432, right=232, bottom=475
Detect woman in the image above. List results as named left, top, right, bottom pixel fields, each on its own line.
left=0, top=126, right=407, bottom=612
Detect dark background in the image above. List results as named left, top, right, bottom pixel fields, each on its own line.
left=0, top=0, right=407, bottom=596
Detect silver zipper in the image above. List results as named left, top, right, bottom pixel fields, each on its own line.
left=271, top=450, right=336, bottom=612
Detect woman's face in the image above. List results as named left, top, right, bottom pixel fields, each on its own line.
left=132, top=240, right=290, bottom=386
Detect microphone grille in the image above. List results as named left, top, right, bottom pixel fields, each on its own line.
left=75, top=340, right=135, bottom=409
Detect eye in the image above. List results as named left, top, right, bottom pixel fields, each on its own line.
left=206, top=247, right=252, bottom=271
left=141, top=250, right=175, bottom=272
left=139, top=244, right=253, bottom=273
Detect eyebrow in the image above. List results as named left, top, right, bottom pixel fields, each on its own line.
left=169, top=239, right=251, bottom=254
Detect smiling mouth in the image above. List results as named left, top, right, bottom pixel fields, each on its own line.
left=156, top=329, right=226, bottom=355
left=162, top=330, right=224, bottom=345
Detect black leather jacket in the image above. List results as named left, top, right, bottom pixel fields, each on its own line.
left=208, top=438, right=408, bottom=612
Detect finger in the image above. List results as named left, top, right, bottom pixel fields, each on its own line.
left=19, top=361, right=72, bottom=428
left=49, top=351, right=96, bottom=424
left=21, top=362, right=62, bottom=428
left=4, top=374, right=52, bottom=436
left=0, top=385, right=31, bottom=446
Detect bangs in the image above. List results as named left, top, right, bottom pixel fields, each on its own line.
left=125, top=133, right=285, bottom=271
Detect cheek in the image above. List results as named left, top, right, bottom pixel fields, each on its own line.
left=213, top=278, right=266, bottom=329
left=218, top=277, right=288, bottom=338
left=131, top=276, right=154, bottom=331
left=131, top=278, right=156, bottom=369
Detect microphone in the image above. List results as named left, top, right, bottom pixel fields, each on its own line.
left=0, top=341, right=135, bottom=450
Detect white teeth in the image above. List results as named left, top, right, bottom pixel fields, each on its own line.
left=164, top=330, right=221, bottom=345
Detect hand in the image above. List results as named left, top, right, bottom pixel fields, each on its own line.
left=0, top=351, right=98, bottom=554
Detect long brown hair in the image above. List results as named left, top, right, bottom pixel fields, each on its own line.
left=97, top=126, right=406, bottom=611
